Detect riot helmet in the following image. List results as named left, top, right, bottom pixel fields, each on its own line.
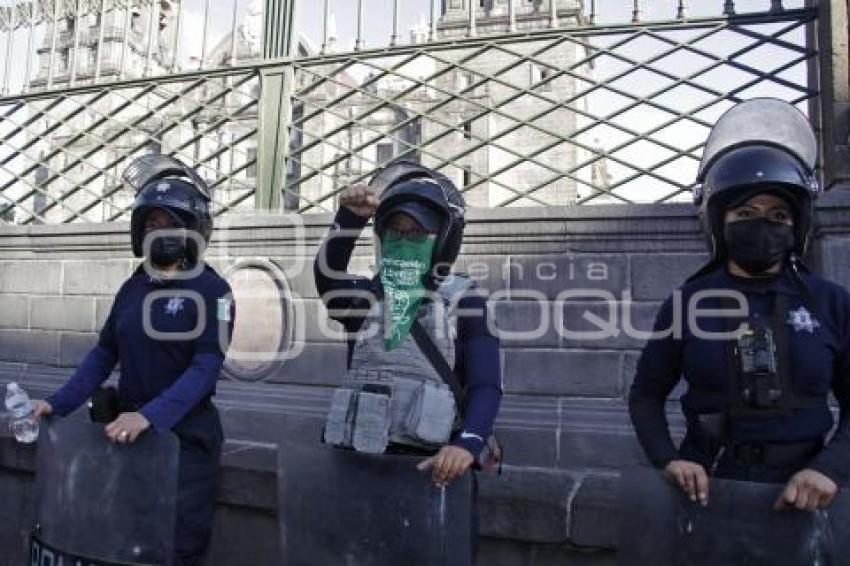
left=371, top=160, right=466, bottom=274
left=125, top=155, right=213, bottom=264
left=693, top=98, right=819, bottom=275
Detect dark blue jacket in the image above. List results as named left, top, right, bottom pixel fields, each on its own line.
left=313, top=207, right=503, bottom=457
left=629, top=266, right=850, bottom=484
left=47, top=264, right=234, bottom=432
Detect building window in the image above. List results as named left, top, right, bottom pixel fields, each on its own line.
left=456, top=71, right=473, bottom=93
left=539, top=67, right=553, bottom=91
left=376, top=142, right=394, bottom=165
left=463, top=166, right=472, bottom=189
left=531, top=64, right=553, bottom=92
left=246, top=147, right=258, bottom=179
left=462, top=119, right=473, bottom=140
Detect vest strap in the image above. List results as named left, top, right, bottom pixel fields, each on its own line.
left=410, top=320, right=465, bottom=409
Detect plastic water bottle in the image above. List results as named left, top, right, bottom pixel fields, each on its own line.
left=4, top=382, right=38, bottom=444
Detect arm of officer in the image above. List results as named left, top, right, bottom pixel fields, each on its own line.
left=806, top=297, right=850, bottom=487
left=773, top=294, right=850, bottom=511
left=629, top=297, right=708, bottom=504
left=453, top=293, right=502, bottom=457
left=314, top=189, right=377, bottom=333
left=139, top=283, right=234, bottom=432
left=628, top=297, right=683, bottom=467
left=41, top=296, right=121, bottom=418
left=418, top=293, right=502, bottom=485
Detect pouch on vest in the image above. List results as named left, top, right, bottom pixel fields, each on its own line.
left=404, top=382, right=456, bottom=446
left=352, top=386, right=392, bottom=454
left=324, top=387, right=358, bottom=448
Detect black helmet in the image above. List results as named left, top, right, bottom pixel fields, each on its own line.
left=693, top=98, right=819, bottom=273
left=125, top=155, right=213, bottom=262
left=371, top=161, right=466, bottom=273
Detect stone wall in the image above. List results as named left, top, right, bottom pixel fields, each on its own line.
left=2, top=190, right=850, bottom=564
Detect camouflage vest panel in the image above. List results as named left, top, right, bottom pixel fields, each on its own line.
left=348, top=275, right=474, bottom=446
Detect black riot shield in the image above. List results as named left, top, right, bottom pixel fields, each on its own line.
left=278, top=441, right=475, bottom=566
left=618, top=466, right=850, bottom=566
left=31, top=418, right=179, bottom=566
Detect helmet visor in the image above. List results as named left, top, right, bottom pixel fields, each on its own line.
left=698, top=98, right=817, bottom=180
left=122, top=154, right=210, bottom=198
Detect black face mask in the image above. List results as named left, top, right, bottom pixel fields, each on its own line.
left=149, top=234, right=186, bottom=267
left=724, top=218, right=795, bottom=275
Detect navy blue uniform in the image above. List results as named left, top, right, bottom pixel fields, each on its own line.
left=629, top=266, right=850, bottom=485
left=314, top=207, right=502, bottom=458
left=47, top=263, right=234, bottom=565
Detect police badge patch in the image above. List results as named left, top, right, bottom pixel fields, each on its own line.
left=787, top=306, right=820, bottom=334
left=164, top=297, right=185, bottom=316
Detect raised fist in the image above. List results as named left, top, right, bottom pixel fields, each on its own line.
left=339, top=184, right=378, bottom=219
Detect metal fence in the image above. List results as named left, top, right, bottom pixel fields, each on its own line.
left=0, top=1, right=830, bottom=223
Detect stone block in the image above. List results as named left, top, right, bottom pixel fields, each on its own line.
left=558, top=429, right=648, bottom=470
left=503, top=349, right=624, bottom=397
left=61, top=260, right=132, bottom=296
left=506, top=254, right=629, bottom=299
left=265, top=342, right=349, bottom=386
left=30, top=296, right=95, bottom=332
left=495, top=426, right=559, bottom=469
left=453, top=255, right=509, bottom=294
left=59, top=333, right=98, bottom=368
left=816, top=237, right=850, bottom=292
left=0, top=262, right=61, bottom=295
left=491, top=300, right=560, bottom=347
left=292, top=298, right=346, bottom=343
left=630, top=253, right=708, bottom=300
left=0, top=330, right=59, bottom=366
left=558, top=301, right=661, bottom=350
left=0, top=295, right=28, bottom=329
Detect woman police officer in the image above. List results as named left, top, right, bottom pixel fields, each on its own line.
left=32, top=155, right=234, bottom=565
left=629, top=99, right=849, bottom=511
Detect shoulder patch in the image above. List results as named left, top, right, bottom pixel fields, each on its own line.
left=217, top=297, right=233, bottom=322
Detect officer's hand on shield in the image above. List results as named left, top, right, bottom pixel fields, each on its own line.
left=105, top=412, right=150, bottom=444
left=664, top=460, right=709, bottom=506
left=417, top=445, right=475, bottom=487
left=773, top=469, right=837, bottom=511
left=339, top=184, right=379, bottom=219
left=31, top=399, right=53, bottom=421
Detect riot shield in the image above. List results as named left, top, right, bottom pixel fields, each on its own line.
left=31, top=418, right=179, bottom=566
left=278, top=441, right=474, bottom=566
left=618, top=466, right=850, bottom=566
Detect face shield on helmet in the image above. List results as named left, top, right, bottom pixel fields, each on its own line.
left=126, top=155, right=213, bottom=265
left=370, top=160, right=466, bottom=276
left=692, top=98, right=819, bottom=275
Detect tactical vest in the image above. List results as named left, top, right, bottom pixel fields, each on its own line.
left=324, top=275, right=474, bottom=453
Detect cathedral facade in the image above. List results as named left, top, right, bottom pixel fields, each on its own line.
left=19, top=0, right=594, bottom=222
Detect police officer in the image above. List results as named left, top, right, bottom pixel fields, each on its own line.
left=629, top=99, right=849, bottom=512
left=315, top=161, right=502, bottom=486
left=32, top=155, right=234, bottom=565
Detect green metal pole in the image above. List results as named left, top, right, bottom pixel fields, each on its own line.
left=256, top=0, right=296, bottom=211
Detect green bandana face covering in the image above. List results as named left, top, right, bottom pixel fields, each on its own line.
left=378, top=232, right=436, bottom=350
